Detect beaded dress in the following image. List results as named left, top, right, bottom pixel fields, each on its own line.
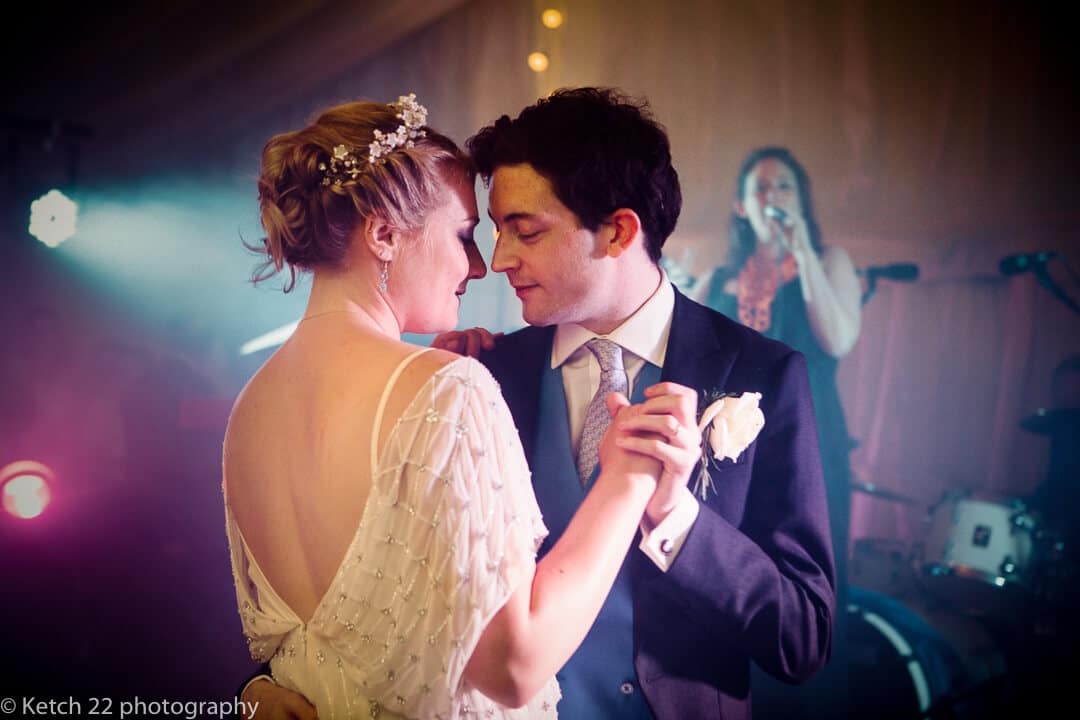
left=225, top=353, right=561, bottom=719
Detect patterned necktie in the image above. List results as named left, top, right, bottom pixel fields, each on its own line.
left=576, top=338, right=629, bottom=484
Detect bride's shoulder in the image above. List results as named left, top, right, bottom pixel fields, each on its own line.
left=423, top=352, right=501, bottom=398
left=387, top=346, right=495, bottom=406
left=396, top=344, right=467, bottom=382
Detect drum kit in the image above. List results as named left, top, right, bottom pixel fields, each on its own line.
left=851, top=484, right=1064, bottom=614
left=846, top=407, right=1078, bottom=719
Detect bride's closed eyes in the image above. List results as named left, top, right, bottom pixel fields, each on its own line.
left=458, top=218, right=479, bottom=247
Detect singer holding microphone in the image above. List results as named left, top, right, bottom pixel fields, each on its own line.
left=698, top=146, right=861, bottom=719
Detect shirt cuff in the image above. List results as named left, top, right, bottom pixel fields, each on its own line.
left=638, top=487, right=700, bottom=572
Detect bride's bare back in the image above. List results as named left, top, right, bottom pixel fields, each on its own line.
left=223, top=320, right=457, bottom=622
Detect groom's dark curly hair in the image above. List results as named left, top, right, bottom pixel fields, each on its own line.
left=466, top=87, right=681, bottom=262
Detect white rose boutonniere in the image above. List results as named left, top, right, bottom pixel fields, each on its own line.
left=692, top=391, right=765, bottom=499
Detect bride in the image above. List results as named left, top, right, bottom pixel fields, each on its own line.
left=223, top=94, right=685, bottom=719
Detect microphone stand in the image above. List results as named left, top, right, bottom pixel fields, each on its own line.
left=1033, top=264, right=1080, bottom=314
left=860, top=266, right=920, bottom=306
left=861, top=272, right=879, bottom=307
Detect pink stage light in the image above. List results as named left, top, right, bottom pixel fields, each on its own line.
left=1, top=460, right=55, bottom=520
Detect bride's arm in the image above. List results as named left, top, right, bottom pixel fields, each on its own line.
left=464, top=382, right=705, bottom=708
left=241, top=677, right=316, bottom=720
left=462, top=394, right=659, bottom=708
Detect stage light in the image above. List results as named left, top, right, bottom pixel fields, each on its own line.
left=28, top=189, right=79, bottom=247
left=1, top=461, right=55, bottom=520
left=528, top=51, right=550, bottom=73
left=541, top=9, right=563, bottom=28
left=240, top=321, right=298, bottom=355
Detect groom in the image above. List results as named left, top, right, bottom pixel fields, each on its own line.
left=244, top=87, right=835, bottom=720
left=463, top=87, right=834, bottom=720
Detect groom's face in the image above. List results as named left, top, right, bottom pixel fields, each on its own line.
left=487, top=163, right=613, bottom=330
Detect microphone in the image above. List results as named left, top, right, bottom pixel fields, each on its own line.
left=764, top=206, right=795, bottom=227
left=860, top=263, right=919, bottom=282
left=999, top=251, right=1058, bottom=276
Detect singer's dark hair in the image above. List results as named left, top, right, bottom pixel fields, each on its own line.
left=724, top=146, right=824, bottom=273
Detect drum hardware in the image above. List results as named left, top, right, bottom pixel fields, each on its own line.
left=852, top=480, right=921, bottom=506
left=1009, top=510, right=1037, bottom=533
left=997, top=557, right=1018, bottom=583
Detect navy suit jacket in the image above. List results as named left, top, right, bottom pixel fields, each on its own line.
left=479, top=288, right=836, bottom=720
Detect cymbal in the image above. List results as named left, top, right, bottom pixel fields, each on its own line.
left=851, top=481, right=921, bottom=506
left=1020, top=408, right=1080, bottom=435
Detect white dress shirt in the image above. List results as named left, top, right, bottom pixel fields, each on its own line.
left=551, top=272, right=700, bottom=571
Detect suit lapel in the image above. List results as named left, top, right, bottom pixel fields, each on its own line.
left=661, top=289, right=738, bottom=411
left=479, top=324, right=554, bottom=464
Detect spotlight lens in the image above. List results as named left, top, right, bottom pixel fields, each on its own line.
left=541, top=9, right=563, bottom=28
left=3, top=474, right=51, bottom=520
left=29, top=189, right=78, bottom=248
left=528, top=51, right=550, bottom=73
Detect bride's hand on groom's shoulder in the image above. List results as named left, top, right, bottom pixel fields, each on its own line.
left=243, top=677, right=318, bottom=720
left=430, top=327, right=502, bottom=357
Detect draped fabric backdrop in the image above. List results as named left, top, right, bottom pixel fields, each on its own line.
left=3, top=0, right=1077, bottom=699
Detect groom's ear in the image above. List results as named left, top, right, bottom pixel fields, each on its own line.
left=602, top=207, right=642, bottom=258
left=361, top=215, right=398, bottom=262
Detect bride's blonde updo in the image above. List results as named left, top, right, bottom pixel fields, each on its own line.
left=252, top=98, right=472, bottom=291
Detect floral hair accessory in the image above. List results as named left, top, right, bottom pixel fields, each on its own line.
left=319, top=93, right=428, bottom=186
left=692, top=391, right=765, bottom=499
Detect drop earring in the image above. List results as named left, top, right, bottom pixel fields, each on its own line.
left=378, top=260, right=389, bottom=292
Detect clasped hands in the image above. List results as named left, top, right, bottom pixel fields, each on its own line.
left=433, top=328, right=702, bottom=529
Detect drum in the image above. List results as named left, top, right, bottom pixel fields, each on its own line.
left=848, top=586, right=1006, bottom=719
left=851, top=537, right=921, bottom=600
left=919, top=491, right=1039, bottom=615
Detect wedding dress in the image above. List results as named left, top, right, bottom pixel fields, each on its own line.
left=225, top=351, right=561, bottom=719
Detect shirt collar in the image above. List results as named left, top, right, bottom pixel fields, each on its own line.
left=551, top=270, right=675, bottom=369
